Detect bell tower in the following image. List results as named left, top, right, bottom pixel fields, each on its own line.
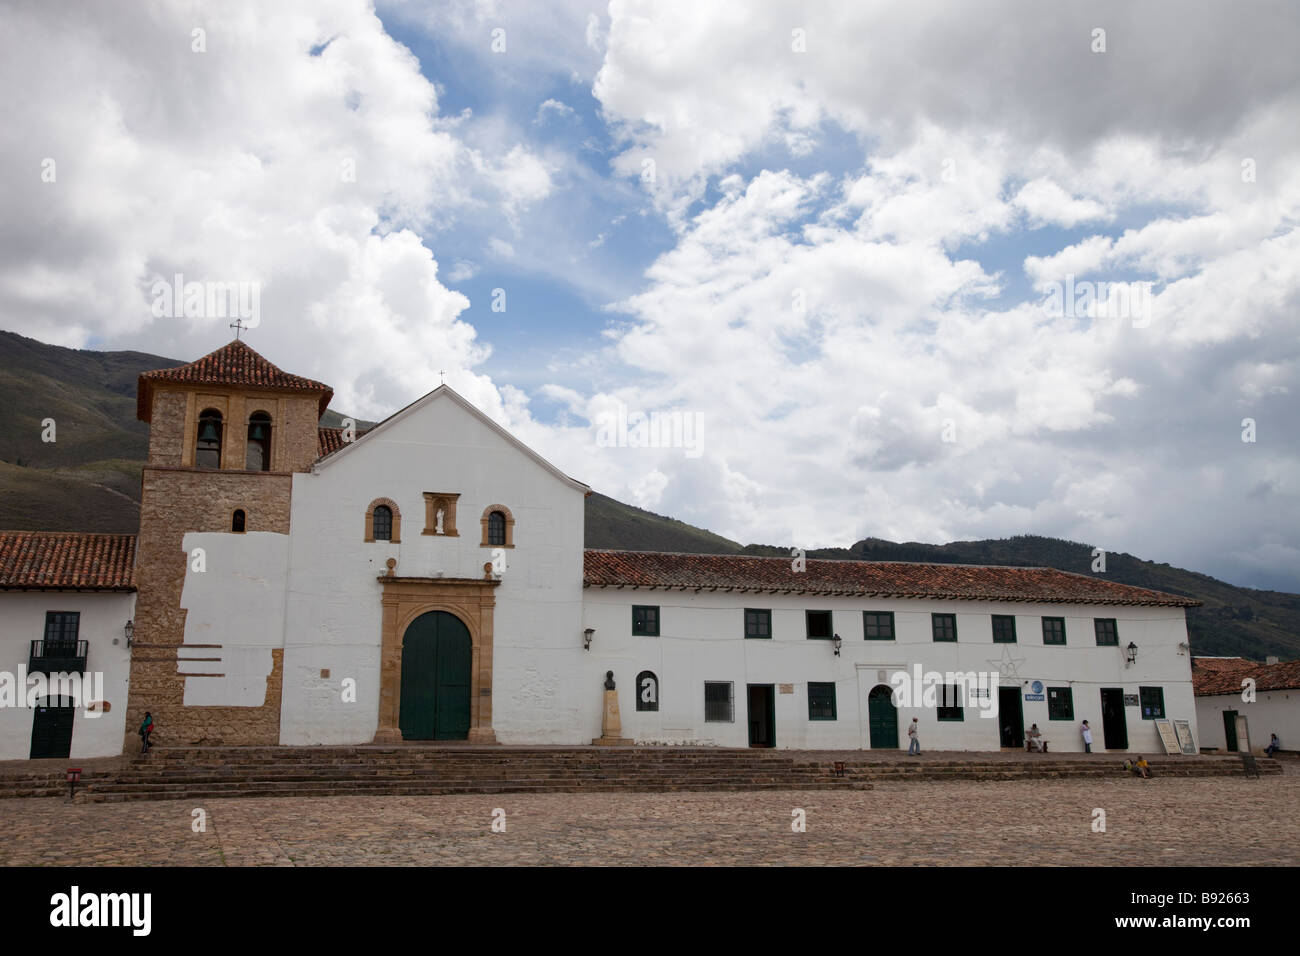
left=124, top=339, right=332, bottom=749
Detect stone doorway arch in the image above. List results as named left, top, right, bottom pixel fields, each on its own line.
left=374, top=576, right=499, bottom=743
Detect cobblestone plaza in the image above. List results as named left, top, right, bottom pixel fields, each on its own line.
left=3, top=765, right=1295, bottom=866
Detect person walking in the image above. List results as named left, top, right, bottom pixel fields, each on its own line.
left=907, top=717, right=921, bottom=755
left=139, top=711, right=154, bottom=754
left=1081, top=719, right=1094, bottom=753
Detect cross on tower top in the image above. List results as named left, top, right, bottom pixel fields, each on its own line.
left=439, top=369, right=446, bottom=385
left=230, top=318, right=247, bottom=340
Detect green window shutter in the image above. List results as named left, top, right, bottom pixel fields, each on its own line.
left=1139, top=686, right=1165, bottom=719
left=1042, top=617, right=1066, bottom=645
left=937, top=683, right=964, bottom=721
left=1094, top=618, right=1118, bottom=646
left=1047, top=686, right=1073, bottom=720
left=931, top=613, right=957, bottom=642
left=744, top=608, right=772, bottom=639
left=991, top=615, right=1016, bottom=643
left=863, top=611, right=895, bottom=640
left=807, top=682, right=837, bottom=720
left=632, top=605, right=660, bottom=636
left=805, top=610, right=833, bottom=639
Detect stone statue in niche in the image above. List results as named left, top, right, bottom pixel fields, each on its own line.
left=604, top=670, right=615, bottom=690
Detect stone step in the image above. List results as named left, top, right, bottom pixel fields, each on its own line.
left=3, top=746, right=1278, bottom=802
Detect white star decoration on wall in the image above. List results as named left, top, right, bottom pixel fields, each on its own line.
left=987, top=645, right=1027, bottom=682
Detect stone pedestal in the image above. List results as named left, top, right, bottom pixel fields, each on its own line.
left=592, top=687, right=632, bottom=746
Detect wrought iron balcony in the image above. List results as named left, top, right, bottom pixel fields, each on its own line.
left=29, top=640, right=88, bottom=674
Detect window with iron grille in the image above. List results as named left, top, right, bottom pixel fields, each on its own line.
left=1094, top=618, right=1118, bottom=646
left=487, top=510, right=507, bottom=546
left=1047, top=686, right=1074, bottom=720
left=632, top=605, right=659, bottom=636
left=805, top=610, right=832, bottom=639
left=931, top=613, right=957, bottom=642
left=807, top=682, right=837, bottom=720
left=1041, top=617, right=1066, bottom=645
left=1139, top=686, right=1165, bottom=719
left=43, top=612, right=80, bottom=650
left=744, top=608, right=771, bottom=639
left=863, top=611, right=895, bottom=640
left=937, top=683, right=964, bottom=721
left=991, top=615, right=1017, bottom=643
left=704, top=682, right=734, bottom=722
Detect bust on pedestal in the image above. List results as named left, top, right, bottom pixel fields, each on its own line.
left=592, top=670, right=632, bottom=746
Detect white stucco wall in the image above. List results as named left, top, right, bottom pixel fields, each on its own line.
left=0, top=591, right=134, bottom=759
left=178, top=531, right=289, bottom=706
left=580, top=590, right=1196, bottom=752
left=279, top=391, right=587, bottom=745
left=1196, top=689, right=1299, bottom=753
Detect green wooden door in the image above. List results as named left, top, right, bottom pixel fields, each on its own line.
left=399, top=611, right=472, bottom=741
left=868, top=685, right=899, bottom=749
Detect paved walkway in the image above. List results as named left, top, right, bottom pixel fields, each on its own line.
left=1, top=764, right=1294, bottom=866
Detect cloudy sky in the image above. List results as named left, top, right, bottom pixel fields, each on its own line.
left=2, top=0, right=1298, bottom=590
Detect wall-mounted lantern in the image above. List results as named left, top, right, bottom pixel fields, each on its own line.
left=124, top=620, right=134, bottom=648
left=832, top=633, right=843, bottom=657
left=583, top=628, right=595, bottom=651
left=1125, top=641, right=1138, bottom=666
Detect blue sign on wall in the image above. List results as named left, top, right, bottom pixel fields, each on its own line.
left=1024, top=680, right=1045, bottom=701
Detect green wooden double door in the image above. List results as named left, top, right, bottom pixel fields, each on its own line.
left=399, top=611, right=472, bottom=740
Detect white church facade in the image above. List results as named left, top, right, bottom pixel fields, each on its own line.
left=0, top=341, right=1201, bottom=759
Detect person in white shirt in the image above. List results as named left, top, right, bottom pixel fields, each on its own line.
left=907, top=717, right=921, bottom=755
left=1081, top=720, right=1094, bottom=753
left=1026, top=723, right=1043, bottom=752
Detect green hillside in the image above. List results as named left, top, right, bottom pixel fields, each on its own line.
left=0, top=328, right=1294, bottom=660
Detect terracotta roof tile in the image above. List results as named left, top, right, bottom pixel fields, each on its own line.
left=582, top=549, right=1200, bottom=607
left=138, top=339, right=332, bottom=420
left=317, top=425, right=375, bottom=461
left=0, top=532, right=136, bottom=590
left=1193, top=656, right=1300, bottom=695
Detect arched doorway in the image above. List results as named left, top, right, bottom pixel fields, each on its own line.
left=868, top=685, right=899, bottom=749
left=399, top=611, right=472, bottom=740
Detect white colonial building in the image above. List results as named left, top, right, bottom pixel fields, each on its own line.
left=0, top=533, right=135, bottom=759
left=1193, top=656, right=1299, bottom=755
left=0, top=340, right=1202, bottom=759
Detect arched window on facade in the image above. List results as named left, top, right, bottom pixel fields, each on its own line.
left=487, top=510, right=506, bottom=546
left=246, top=411, right=272, bottom=471
left=231, top=509, right=246, bottom=533
left=196, top=409, right=223, bottom=468
left=372, top=505, right=393, bottom=541
left=365, top=498, right=402, bottom=543
left=636, top=670, right=659, bottom=712
left=479, top=504, right=514, bottom=547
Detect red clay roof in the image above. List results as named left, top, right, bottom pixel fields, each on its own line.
left=318, top=426, right=346, bottom=459
left=137, top=339, right=333, bottom=420
left=583, top=549, right=1200, bottom=606
left=0, top=532, right=136, bottom=591
left=1192, top=656, right=1300, bottom=695
left=317, top=425, right=376, bottom=460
